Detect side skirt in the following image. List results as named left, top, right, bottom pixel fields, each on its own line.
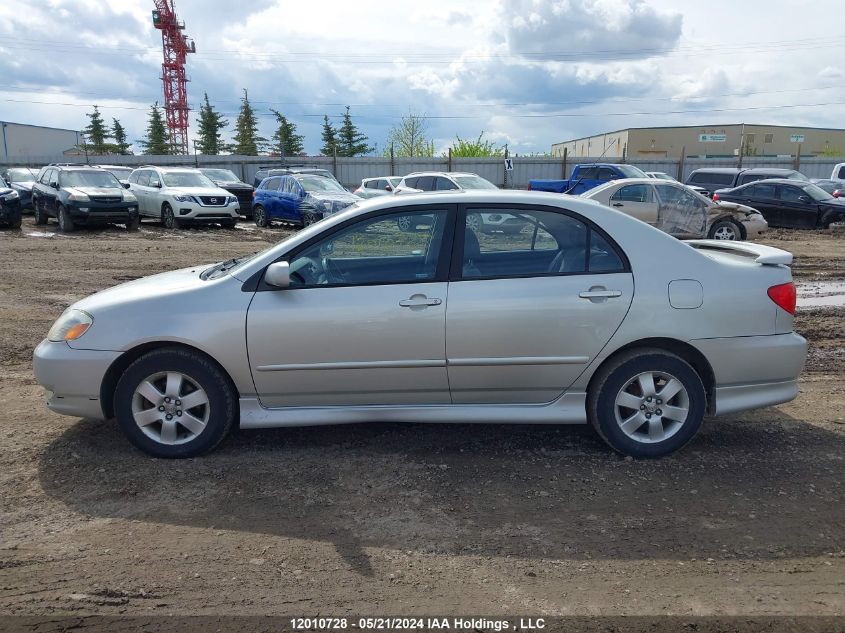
left=239, top=393, right=588, bottom=429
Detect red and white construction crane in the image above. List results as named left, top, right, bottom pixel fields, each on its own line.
left=151, top=1, right=195, bottom=154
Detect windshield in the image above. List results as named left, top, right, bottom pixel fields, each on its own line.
left=201, top=169, right=240, bottom=182
left=803, top=183, right=834, bottom=201
left=617, top=165, right=648, bottom=178
left=297, top=175, right=346, bottom=193
left=162, top=171, right=216, bottom=188
left=103, top=167, right=132, bottom=179
left=788, top=171, right=809, bottom=181
left=7, top=168, right=37, bottom=182
left=61, top=171, right=122, bottom=189
left=453, top=175, right=498, bottom=190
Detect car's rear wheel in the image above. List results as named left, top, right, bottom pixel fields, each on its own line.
left=253, top=205, right=269, bottom=227
left=162, top=203, right=179, bottom=229
left=114, top=348, right=237, bottom=458
left=588, top=348, right=706, bottom=458
left=301, top=206, right=318, bottom=227
left=57, top=204, right=74, bottom=232
left=33, top=198, right=48, bottom=225
left=126, top=215, right=141, bottom=231
left=708, top=219, right=742, bottom=240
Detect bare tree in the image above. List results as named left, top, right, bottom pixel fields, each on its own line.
left=384, top=112, right=435, bottom=157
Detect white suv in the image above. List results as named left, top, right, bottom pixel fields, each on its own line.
left=128, top=166, right=240, bottom=228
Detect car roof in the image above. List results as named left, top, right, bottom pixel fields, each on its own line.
left=741, top=168, right=800, bottom=174
left=735, top=178, right=809, bottom=186
left=403, top=171, right=478, bottom=178
left=688, top=167, right=743, bottom=174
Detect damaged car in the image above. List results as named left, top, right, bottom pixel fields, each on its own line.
left=582, top=178, right=767, bottom=240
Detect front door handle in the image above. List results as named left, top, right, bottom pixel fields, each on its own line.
left=579, top=288, right=622, bottom=301
left=612, top=202, right=624, bottom=207
left=399, top=295, right=442, bottom=308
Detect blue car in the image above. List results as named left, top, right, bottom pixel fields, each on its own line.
left=253, top=173, right=359, bottom=228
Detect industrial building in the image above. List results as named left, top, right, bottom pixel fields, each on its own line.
left=551, top=124, right=845, bottom=159
left=0, top=121, right=82, bottom=161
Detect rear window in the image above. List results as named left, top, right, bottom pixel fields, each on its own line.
left=690, top=172, right=736, bottom=186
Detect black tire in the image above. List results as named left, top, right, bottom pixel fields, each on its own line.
left=126, top=215, right=141, bottom=231
left=114, top=348, right=237, bottom=458
left=221, top=219, right=237, bottom=229
left=587, top=348, right=706, bottom=459
left=301, top=206, right=318, bottom=227
left=57, top=204, right=75, bottom=232
left=33, top=198, right=48, bottom=225
left=396, top=216, right=414, bottom=232
left=708, top=219, right=742, bottom=240
left=162, top=203, right=179, bottom=229
left=253, top=205, right=269, bottom=227
left=9, top=211, right=22, bottom=229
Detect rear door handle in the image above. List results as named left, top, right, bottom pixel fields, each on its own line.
left=399, top=295, right=442, bottom=308
left=579, top=289, right=622, bottom=299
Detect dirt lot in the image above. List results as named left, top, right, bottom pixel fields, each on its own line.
left=0, top=217, right=843, bottom=623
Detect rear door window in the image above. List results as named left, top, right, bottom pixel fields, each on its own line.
left=577, top=166, right=598, bottom=179
left=415, top=176, right=436, bottom=191
left=749, top=183, right=776, bottom=199
left=403, top=176, right=419, bottom=189
left=435, top=177, right=459, bottom=191
left=597, top=167, right=616, bottom=181
left=262, top=177, right=281, bottom=191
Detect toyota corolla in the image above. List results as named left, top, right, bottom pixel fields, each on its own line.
left=33, top=191, right=807, bottom=459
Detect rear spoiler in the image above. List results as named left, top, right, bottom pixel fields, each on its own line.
left=686, top=240, right=793, bottom=265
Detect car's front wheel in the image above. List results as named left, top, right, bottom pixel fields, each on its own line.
left=33, top=198, right=48, bottom=225
left=588, top=348, right=706, bottom=458
left=708, top=219, right=742, bottom=240
left=114, top=348, right=237, bottom=458
left=57, top=204, right=75, bottom=232
left=162, top=203, right=179, bottom=229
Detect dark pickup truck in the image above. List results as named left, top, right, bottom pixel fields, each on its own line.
left=529, top=163, right=648, bottom=195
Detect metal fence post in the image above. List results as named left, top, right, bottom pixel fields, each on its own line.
left=677, top=146, right=686, bottom=181
left=447, top=147, right=452, bottom=173
left=562, top=148, right=568, bottom=179
left=390, top=143, right=395, bottom=177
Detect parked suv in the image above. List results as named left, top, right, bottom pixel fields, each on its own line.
left=128, top=166, right=240, bottom=228
left=0, top=175, right=22, bottom=228
left=685, top=167, right=808, bottom=198
left=199, top=168, right=255, bottom=218
left=253, top=173, right=358, bottom=228
left=31, top=165, right=139, bottom=232
left=252, top=166, right=339, bottom=189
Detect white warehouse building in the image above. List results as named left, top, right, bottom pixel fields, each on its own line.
left=0, top=121, right=82, bottom=161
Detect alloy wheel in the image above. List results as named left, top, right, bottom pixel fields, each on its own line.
left=712, top=224, right=738, bottom=240
left=613, top=371, right=690, bottom=444
left=131, top=371, right=210, bottom=445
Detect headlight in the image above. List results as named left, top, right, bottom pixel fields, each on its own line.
left=47, top=309, right=93, bottom=342
left=173, top=194, right=195, bottom=203
left=229, top=196, right=238, bottom=204
left=123, top=192, right=137, bottom=202
left=68, top=192, right=90, bottom=202
left=3, top=190, right=19, bottom=201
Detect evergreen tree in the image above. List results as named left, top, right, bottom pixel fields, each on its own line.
left=337, top=106, right=372, bottom=157
left=320, top=115, right=338, bottom=156
left=111, top=118, right=132, bottom=155
left=270, top=109, right=305, bottom=157
left=195, top=92, right=228, bottom=155
left=137, top=103, right=171, bottom=155
left=231, top=89, right=265, bottom=155
left=82, top=106, right=111, bottom=154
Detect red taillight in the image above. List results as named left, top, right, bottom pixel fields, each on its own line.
left=768, top=282, right=796, bottom=315
left=833, top=190, right=841, bottom=198
left=712, top=193, right=720, bottom=201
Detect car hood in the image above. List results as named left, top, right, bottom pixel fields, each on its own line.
left=1, top=186, right=15, bottom=196
left=820, top=198, right=845, bottom=208
left=71, top=265, right=214, bottom=316
left=11, top=181, right=34, bottom=191
left=166, top=186, right=232, bottom=197
left=713, top=201, right=762, bottom=216
left=212, top=180, right=250, bottom=188
left=66, top=186, right=127, bottom=197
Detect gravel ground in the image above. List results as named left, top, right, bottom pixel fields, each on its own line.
left=0, top=217, right=843, bottom=624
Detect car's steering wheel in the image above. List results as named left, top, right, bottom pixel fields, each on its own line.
left=322, top=257, right=345, bottom=284
left=289, top=256, right=323, bottom=285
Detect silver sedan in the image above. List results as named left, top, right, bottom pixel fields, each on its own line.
left=583, top=178, right=768, bottom=241
left=34, top=191, right=806, bottom=459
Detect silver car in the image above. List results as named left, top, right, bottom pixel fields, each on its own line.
left=583, top=178, right=768, bottom=241
left=33, top=191, right=806, bottom=459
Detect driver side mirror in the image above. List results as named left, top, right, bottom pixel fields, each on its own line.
left=798, top=195, right=811, bottom=204
left=122, top=182, right=131, bottom=189
left=385, top=185, right=392, bottom=191
left=151, top=180, right=161, bottom=188
left=264, top=261, right=290, bottom=288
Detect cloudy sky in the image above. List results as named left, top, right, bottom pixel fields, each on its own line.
left=1, top=0, right=843, bottom=155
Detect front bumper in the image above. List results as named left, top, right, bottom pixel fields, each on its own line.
left=33, top=339, right=120, bottom=420
left=0, top=198, right=22, bottom=223
left=171, top=199, right=240, bottom=221
left=66, top=200, right=139, bottom=224
left=691, top=332, right=807, bottom=415
left=741, top=215, right=768, bottom=238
